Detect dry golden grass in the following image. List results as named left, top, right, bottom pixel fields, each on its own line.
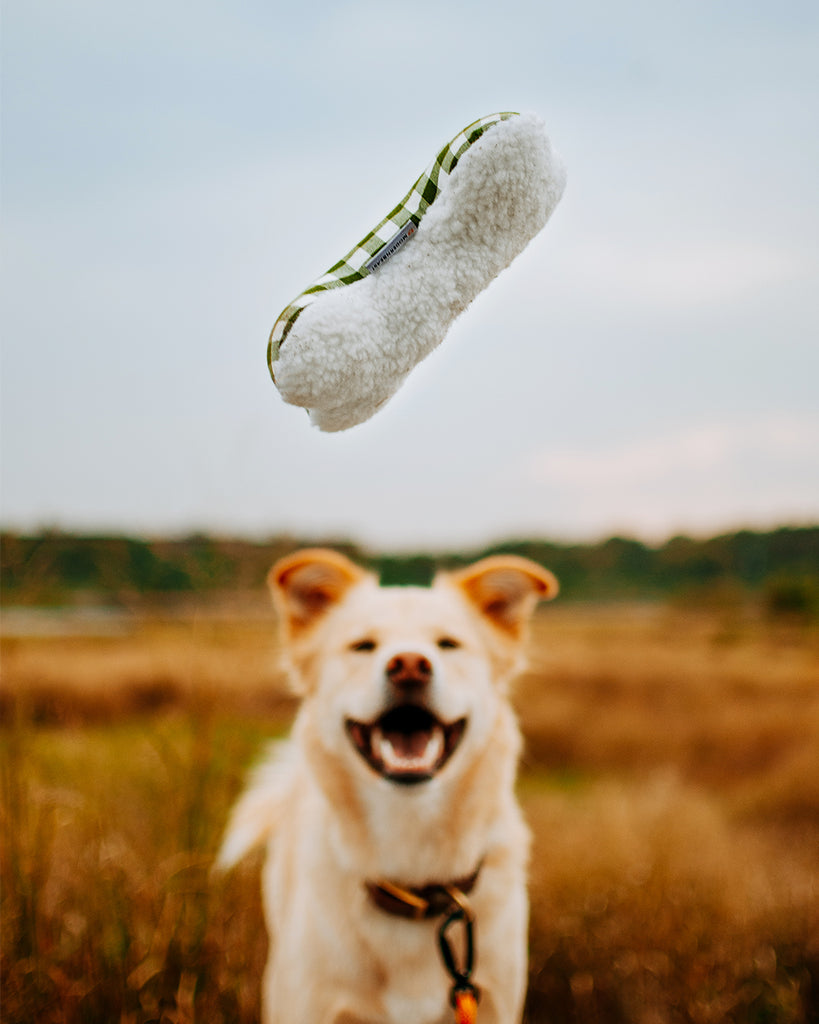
left=1, top=602, right=818, bottom=1023
left=520, top=606, right=819, bottom=789
left=0, top=608, right=296, bottom=725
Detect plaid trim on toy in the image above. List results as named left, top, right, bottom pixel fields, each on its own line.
left=268, top=112, right=518, bottom=369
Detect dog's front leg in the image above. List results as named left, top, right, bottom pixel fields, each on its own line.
left=262, top=978, right=380, bottom=1024
left=331, top=1013, right=382, bottom=1024
left=262, top=948, right=385, bottom=1024
left=472, top=885, right=529, bottom=1024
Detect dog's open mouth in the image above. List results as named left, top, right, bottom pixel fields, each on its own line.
left=345, top=707, right=467, bottom=785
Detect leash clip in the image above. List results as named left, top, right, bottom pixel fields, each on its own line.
left=438, top=887, right=480, bottom=1022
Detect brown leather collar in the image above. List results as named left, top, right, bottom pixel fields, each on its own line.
left=365, top=863, right=482, bottom=921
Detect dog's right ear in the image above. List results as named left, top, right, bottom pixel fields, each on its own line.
left=268, top=548, right=369, bottom=638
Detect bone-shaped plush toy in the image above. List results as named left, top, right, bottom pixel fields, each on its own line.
left=268, top=112, right=566, bottom=432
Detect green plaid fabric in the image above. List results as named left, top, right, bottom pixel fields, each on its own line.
left=268, top=112, right=518, bottom=370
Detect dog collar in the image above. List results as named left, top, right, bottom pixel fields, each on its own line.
left=365, top=862, right=482, bottom=921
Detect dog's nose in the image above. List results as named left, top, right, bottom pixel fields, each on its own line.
left=385, top=652, right=432, bottom=692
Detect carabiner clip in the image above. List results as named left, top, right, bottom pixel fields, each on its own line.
left=437, top=887, right=480, bottom=1018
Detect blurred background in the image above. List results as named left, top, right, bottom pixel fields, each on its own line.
left=2, top=0, right=817, bottom=546
left=2, top=2, right=818, bottom=1022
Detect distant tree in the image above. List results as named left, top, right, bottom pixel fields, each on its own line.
left=764, top=576, right=818, bottom=621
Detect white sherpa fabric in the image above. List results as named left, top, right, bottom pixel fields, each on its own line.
left=271, top=113, right=566, bottom=431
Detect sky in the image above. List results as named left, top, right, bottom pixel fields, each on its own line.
left=2, top=0, right=818, bottom=551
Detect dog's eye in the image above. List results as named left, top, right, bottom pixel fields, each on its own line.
left=350, top=638, right=377, bottom=652
left=437, top=637, right=461, bottom=650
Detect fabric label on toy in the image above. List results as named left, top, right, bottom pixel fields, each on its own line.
left=365, top=221, right=417, bottom=274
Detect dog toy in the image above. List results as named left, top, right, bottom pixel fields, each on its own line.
left=268, top=111, right=566, bottom=431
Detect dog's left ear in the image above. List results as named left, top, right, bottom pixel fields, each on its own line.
left=269, top=548, right=370, bottom=638
left=447, top=556, right=558, bottom=640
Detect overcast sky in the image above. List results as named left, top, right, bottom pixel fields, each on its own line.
left=2, top=0, right=817, bottom=550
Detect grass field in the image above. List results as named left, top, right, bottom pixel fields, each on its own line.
left=2, top=601, right=818, bottom=1023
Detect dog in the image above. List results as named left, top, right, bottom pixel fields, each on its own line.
left=217, top=548, right=557, bottom=1024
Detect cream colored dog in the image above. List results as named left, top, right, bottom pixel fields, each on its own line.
left=217, top=548, right=557, bottom=1024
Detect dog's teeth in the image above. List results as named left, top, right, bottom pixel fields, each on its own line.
left=424, top=727, right=444, bottom=767
left=376, top=726, right=444, bottom=773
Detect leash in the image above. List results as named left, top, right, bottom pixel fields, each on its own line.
left=438, top=886, right=480, bottom=1024
left=366, top=872, right=482, bottom=1023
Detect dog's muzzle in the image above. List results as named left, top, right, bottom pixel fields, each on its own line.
left=345, top=705, right=467, bottom=785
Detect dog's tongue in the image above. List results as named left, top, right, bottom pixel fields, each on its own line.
left=376, top=724, right=444, bottom=775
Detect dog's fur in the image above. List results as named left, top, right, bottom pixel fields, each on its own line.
left=217, top=548, right=557, bottom=1024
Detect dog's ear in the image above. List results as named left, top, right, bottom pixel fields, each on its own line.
left=268, top=548, right=369, bottom=637
left=447, top=556, right=558, bottom=640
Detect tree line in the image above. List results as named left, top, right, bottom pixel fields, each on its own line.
left=1, top=526, right=817, bottom=612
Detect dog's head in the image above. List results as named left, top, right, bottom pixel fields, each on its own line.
left=269, top=549, right=557, bottom=789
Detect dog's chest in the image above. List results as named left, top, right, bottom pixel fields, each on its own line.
left=370, top=920, right=454, bottom=1024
